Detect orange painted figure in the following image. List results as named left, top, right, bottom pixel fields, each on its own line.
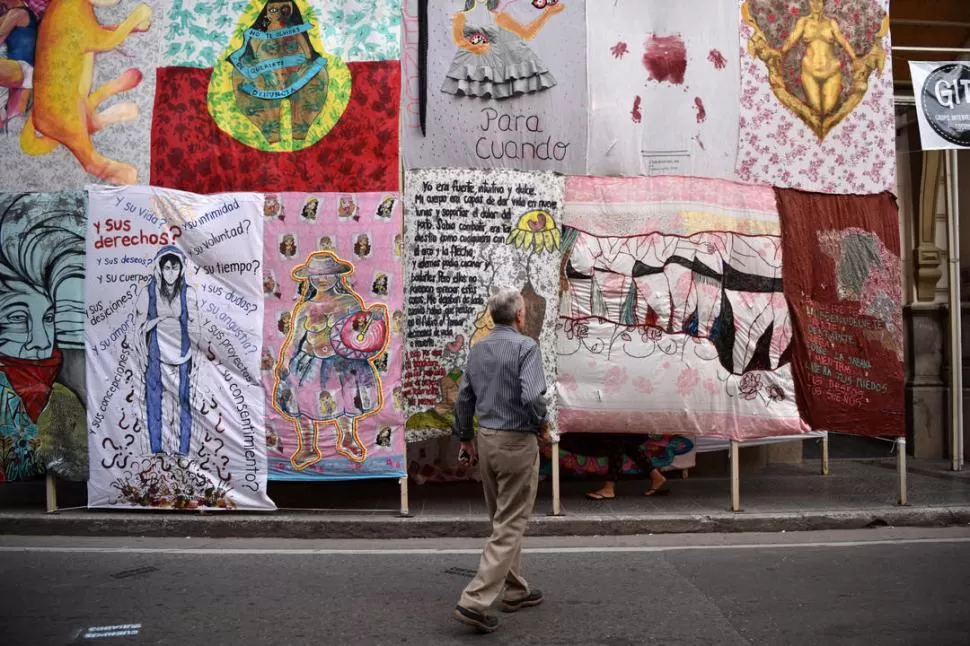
left=19, top=0, right=151, bottom=184
left=273, top=252, right=389, bottom=470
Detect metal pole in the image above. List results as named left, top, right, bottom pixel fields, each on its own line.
left=550, top=442, right=562, bottom=516
left=891, top=20, right=970, bottom=29
left=730, top=440, right=740, bottom=512
left=399, top=476, right=411, bottom=517
left=891, top=46, right=970, bottom=54
left=45, top=472, right=57, bottom=513
left=897, top=438, right=908, bottom=505
left=946, top=149, right=965, bottom=471
left=821, top=433, right=830, bottom=476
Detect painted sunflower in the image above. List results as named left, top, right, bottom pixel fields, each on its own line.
left=507, top=209, right=560, bottom=253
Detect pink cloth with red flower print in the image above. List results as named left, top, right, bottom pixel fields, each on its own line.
left=776, top=189, right=903, bottom=436
left=558, top=176, right=808, bottom=440
left=736, top=0, right=895, bottom=195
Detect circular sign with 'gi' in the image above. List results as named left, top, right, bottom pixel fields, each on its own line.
left=921, top=63, right=970, bottom=147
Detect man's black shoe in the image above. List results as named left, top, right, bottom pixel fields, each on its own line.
left=501, top=589, right=544, bottom=613
left=453, top=605, right=499, bottom=633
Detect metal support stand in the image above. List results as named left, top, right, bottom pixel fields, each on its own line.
left=550, top=442, right=562, bottom=516
left=730, top=440, right=740, bottom=512
left=399, top=476, right=411, bottom=517
left=45, top=473, right=57, bottom=513
left=946, top=149, right=964, bottom=471
left=821, top=433, right=830, bottom=476
left=897, top=438, right=908, bottom=506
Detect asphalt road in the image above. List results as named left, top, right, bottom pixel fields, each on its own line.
left=1, top=528, right=969, bottom=645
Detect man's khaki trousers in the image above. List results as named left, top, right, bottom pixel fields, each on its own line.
left=459, top=427, right=540, bottom=614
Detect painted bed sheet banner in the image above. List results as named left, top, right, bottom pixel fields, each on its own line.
left=403, top=168, right=563, bottom=442
left=262, top=192, right=405, bottom=480
left=0, top=0, right=161, bottom=190
left=401, top=0, right=587, bottom=173
left=151, top=0, right=399, bottom=194
left=0, top=192, right=87, bottom=482
left=162, top=0, right=402, bottom=67
left=586, top=0, right=740, bottom=180
left=776, top=189, right=904, bottom=436
left=559, top=176, right=807, bottom=440
left=85, top=185, right=274, bottom=510
left=736, top=0, right=895, bottom=194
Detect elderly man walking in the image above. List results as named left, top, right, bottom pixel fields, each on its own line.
left=452, top=288, right=550, bottom=634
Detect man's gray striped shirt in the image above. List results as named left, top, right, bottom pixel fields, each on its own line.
left=455, top=325, right=548, bottom=441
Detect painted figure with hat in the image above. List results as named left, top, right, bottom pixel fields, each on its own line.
left=272, top=251, right=389, bottom=468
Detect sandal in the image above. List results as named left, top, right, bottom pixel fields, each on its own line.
left=585, top=491, right=615, bottom=500
left=643, top=486, right=671, bottom=497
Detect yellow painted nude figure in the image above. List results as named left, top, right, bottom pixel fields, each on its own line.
left=742, top=0, right=888, bottom=140
left=779, top=0, right=856, bottom=117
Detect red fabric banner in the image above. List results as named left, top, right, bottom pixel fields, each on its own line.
left=150, top=62, right=400, bottom=193
left=775, top=189, right=904, bottom=436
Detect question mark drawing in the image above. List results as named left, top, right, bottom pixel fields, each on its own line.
left=128, top=283, right=139, bottom=300
left=242, top=219, right=251, bottom=234
left=251, top=259, right=261, bottom=276
left=170, top=225, right=183, bottom=243
left=127, top=311, right=135, bottom=329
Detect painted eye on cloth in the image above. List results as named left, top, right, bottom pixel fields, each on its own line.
left=532, top=0, right=547, bottom=8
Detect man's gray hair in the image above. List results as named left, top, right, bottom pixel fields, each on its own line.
left=488, top=288, right=524, bottom=326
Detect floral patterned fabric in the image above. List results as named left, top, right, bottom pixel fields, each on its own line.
left=558, top=176, right=807, bottom=440
left=736, top=0, right=895, bottom=194
left=150, top=63, right=399, bottom=193
left=162, top=0, right=401, bottom=67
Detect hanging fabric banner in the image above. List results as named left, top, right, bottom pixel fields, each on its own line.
left=559, top=176, right=806, bottom=440
left=909, top=61, right=970, bottom=150
left=151, top=0, right=399, bottom=194
left=0, top=192, right=87, bottom=482
left=775, top=189, right=904, bottom=436
left=161, top=1, right=402, bottom=67
left=262, top=192, right=406, bottom=480
left=401, top=0, right=587, bottom=173
left=0, top=1, right=161, bottom=190
left=403, top=168, right=563, bottom=442
left=736, top=0, right=895, bottom=195
left=86, top=185, right=274, bottom=510
left=586, top=0, right=740, bottom=180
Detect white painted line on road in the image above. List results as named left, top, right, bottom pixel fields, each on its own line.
left=82, top=624, right=141, bottom=639
left=3, top=537, right=970, bottom=556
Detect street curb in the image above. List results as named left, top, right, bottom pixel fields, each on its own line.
left=2, top=506, right=969, bottom=539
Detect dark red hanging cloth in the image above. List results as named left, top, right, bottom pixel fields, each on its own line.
left=775, top=189, right=904, bottom=437
left=150, top=62, right=400, bottom=194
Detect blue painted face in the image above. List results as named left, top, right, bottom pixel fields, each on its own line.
left=0, top=281, right=55, bottom=360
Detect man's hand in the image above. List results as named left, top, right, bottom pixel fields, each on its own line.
left=458, top=440, right=478, bottom=467
left=538, top=422, right=554, bottom=446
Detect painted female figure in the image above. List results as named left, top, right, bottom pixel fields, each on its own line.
left=273, top=252, right=388, bottom=469
left=779, top=0, right=856, bottom=117
left=442, top=0, right=564, bottom=100
left=134, top=246, right=201, bottom=456
left=228, top=0, right=329, bottom=143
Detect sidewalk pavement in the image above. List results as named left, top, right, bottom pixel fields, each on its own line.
left=1, top=459, right=969, bottom=538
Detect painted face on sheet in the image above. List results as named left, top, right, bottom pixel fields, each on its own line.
left=262, top=1, right=296, bottom=30
left=0, top=282, right=55, bottom=360
left=160, top=258, right=183, bottom=287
